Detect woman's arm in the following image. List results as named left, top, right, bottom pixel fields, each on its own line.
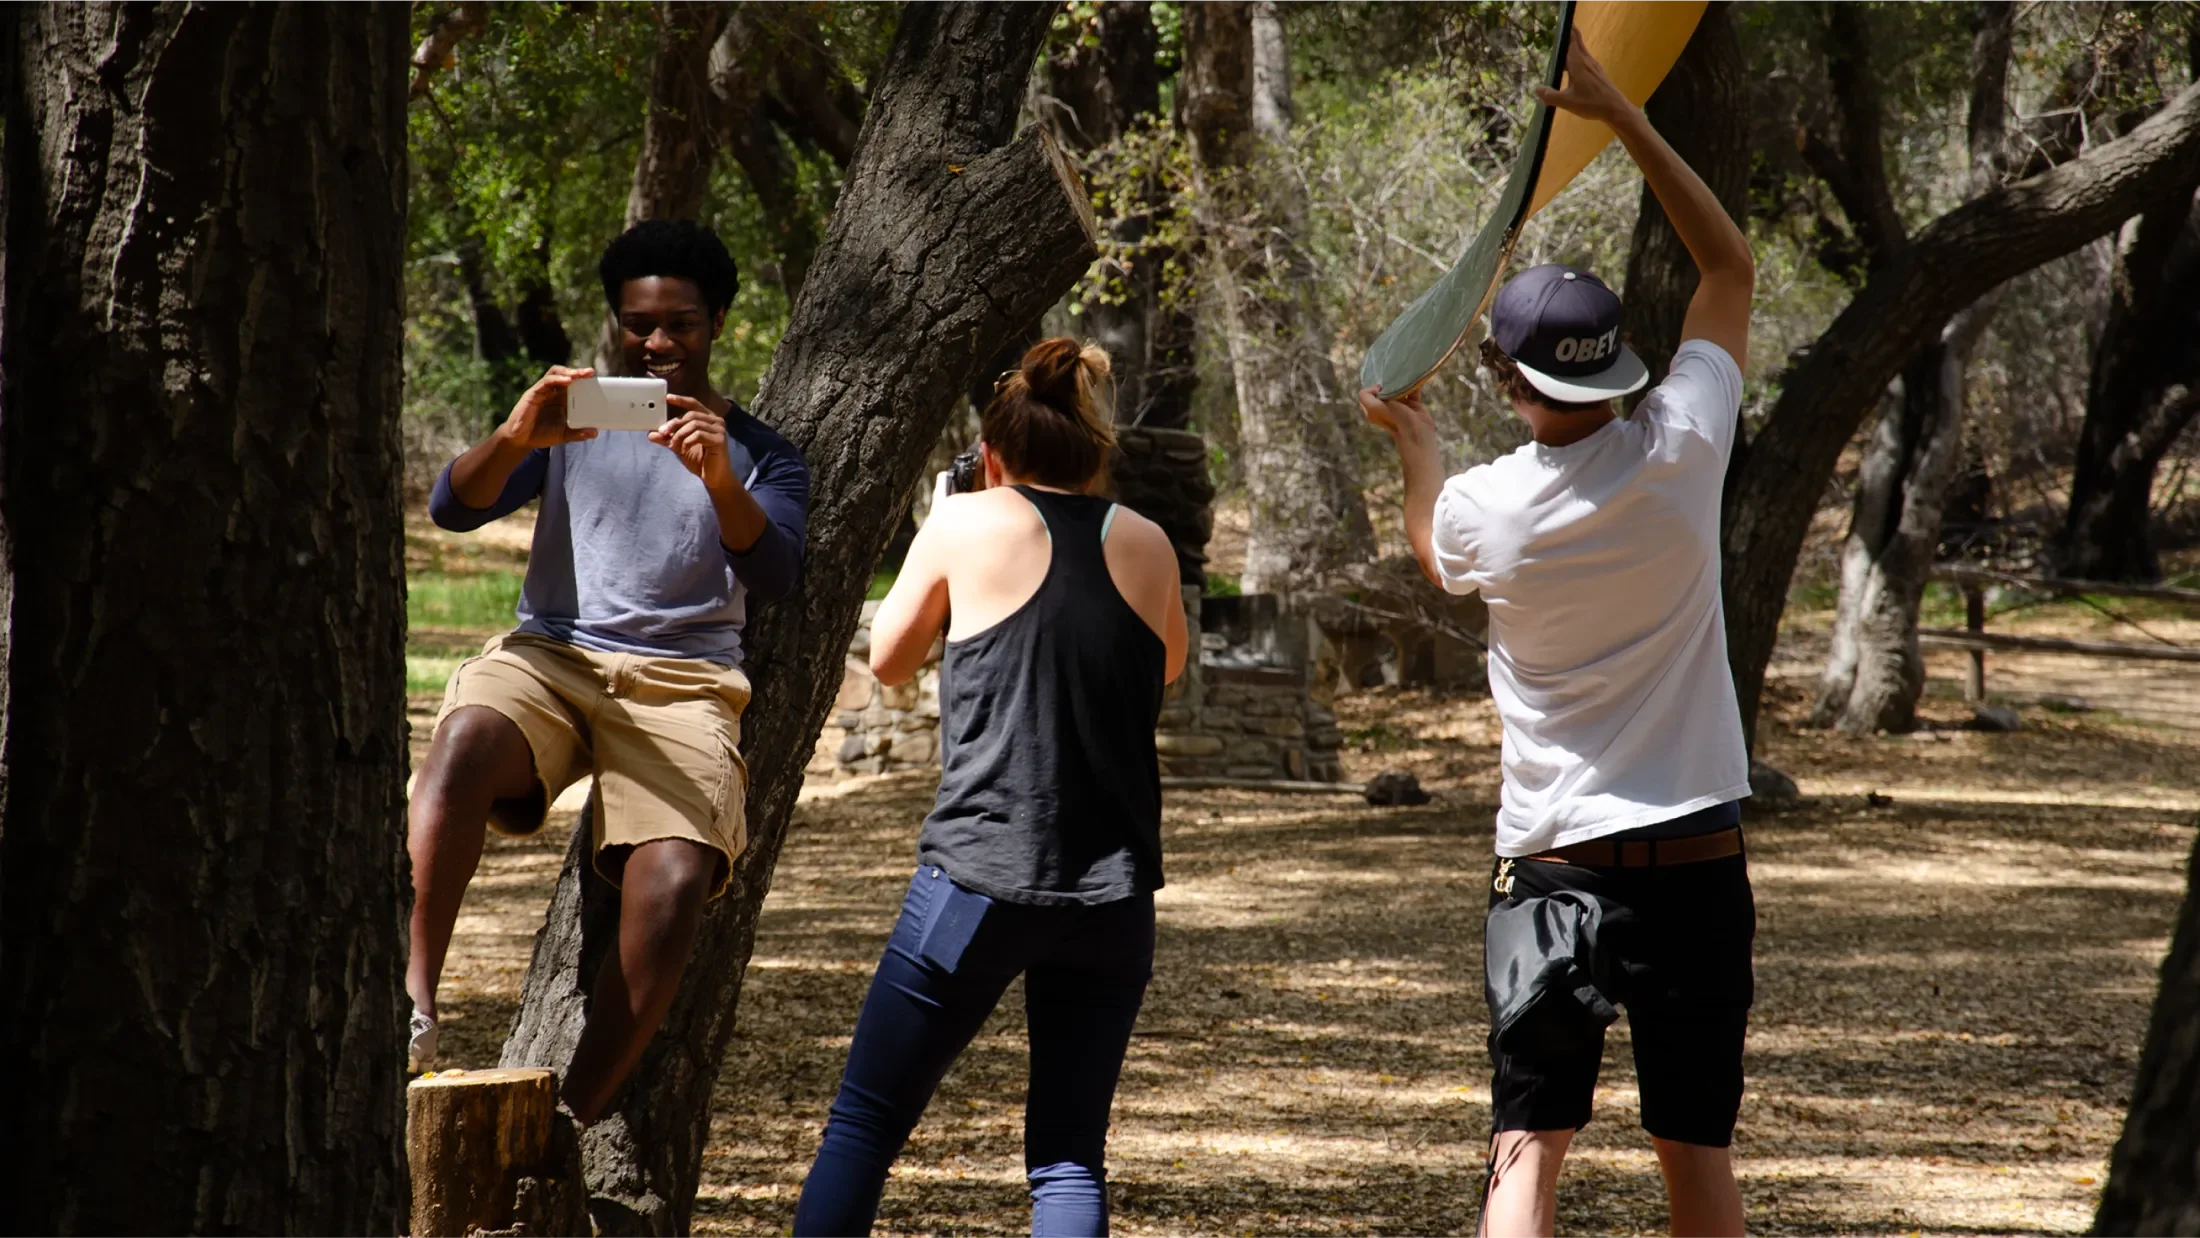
left=869, top=501, right=955, bottom=687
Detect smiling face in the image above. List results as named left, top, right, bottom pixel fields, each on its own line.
left=615, top=276, right=724, bottom=398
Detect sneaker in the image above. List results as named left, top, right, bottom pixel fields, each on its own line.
left=408, top=1008, right=438, bottom=1074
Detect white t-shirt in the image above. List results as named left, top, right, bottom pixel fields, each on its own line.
left=1433, top=339, right=1750, bottom=857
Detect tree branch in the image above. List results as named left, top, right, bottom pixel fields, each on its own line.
left=1722, top=77, right=2200, bottom=741
left=409, top=0, right=488, bottom=102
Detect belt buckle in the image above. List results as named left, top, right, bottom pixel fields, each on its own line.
left=1493, top=858, right=1516, bottom=897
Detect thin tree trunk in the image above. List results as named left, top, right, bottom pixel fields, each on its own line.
left=1621, top=3, right=1748, bottom=395
left=0, top=5, right=412, bottom=1232
left=2095, top=829, right=2200, bottom=1234
left=499, top=6, right=1099, bottom=1232
left=625, top=0, right=727, bottom=229
left=1184, top=0, right=1372, bottom=596
left=2051, top=183, right=2200, bottom=582
left=1047, top=0, right=1197, bottom=432
left=1718, top=73, right=2200, bottom=747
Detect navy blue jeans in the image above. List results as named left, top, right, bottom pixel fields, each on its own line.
left=793, top=866, right=1155, bottom=1237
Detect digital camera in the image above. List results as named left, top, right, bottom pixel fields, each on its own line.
left=947, top=451, right=981, bottom=495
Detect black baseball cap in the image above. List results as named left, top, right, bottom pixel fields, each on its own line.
left=1488, top=263, right=1648, bottom=404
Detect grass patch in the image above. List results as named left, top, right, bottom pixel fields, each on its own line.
left=867, top=570, right=896, bottom=601
left=411, top=568, right=523, bottom=633
left=407, top=652, right=467, bottom=697
left=1204, top=571, right=1242, bottom=598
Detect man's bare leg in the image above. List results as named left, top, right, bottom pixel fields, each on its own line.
left=408, top=706, right=541, bottom=1020
left=561, top=837, right=721, bottom=1123
left=1652, top=1137, right=1744, bottom=1236
left=1481, top=1128, right=1572, bottom=1237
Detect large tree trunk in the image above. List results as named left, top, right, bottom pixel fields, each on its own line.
left=2050, top=182, right=2200, bottom=582
left=1183, top=0, right=1373, bottom=595
left=1810, top=2, right=2013, bottom=734
left=2095, top=830, right=2200, bottom=1234
left=499, top=6, right=1100, bottom=1232
left=1620, top=2, right=1749, bottom=395
left=625, top=0, right=728, bottom=229
left=0, top=5, right=412, bottom=1232
left=1718, top=76, right=2200, bottom=744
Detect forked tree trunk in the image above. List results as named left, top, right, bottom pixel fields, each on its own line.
left=2096, top=830, right=2200, bottom=1234
left=0, top=5, right=412, bottom=1232
left=1620, top=2, right=1748, bottom=397
left=1718, top=78, right=2200, bottom=744
left=1808, top=2, right=2012, bottom=736
left=499, top=5, right=1100, bottom=1232
left=1810, top=305, right=1996, bottom=733
left=1183, top=0, right=1373, bottom=595
left=2050, top=183, right=2200, bottom=583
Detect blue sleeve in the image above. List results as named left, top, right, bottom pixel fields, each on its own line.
left=429, top=450, right=549, bottom=532
left=725, top=433, right=810, bottom=604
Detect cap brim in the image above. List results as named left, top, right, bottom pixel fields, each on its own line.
left=1513, top=345, right=1650, bottom=404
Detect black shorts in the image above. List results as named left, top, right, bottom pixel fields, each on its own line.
left=1485, top=844, right=1755, bottom=1147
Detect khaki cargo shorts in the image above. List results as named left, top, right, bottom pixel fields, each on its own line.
left=436, top=631, right=751, bottom=898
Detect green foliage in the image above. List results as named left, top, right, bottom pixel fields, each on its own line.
left=867, top=570, right=898, bottom=602
left=1203, top=571, right=1242, bottom=598
left=409, top=568, right=526, bottom=634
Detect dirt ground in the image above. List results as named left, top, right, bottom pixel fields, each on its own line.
left=415, top=606, right=2198, bottom=1236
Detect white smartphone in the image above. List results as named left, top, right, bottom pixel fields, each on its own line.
left=567, top=376, right=669, bottom=431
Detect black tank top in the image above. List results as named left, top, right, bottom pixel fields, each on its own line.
left=917, top=486, right=1168, bottom=905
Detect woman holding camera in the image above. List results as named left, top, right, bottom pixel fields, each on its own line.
left=793, top=339, right=1188, bottom=1237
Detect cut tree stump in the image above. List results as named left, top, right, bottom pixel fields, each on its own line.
left=407, top=1068, right=590, bottom=1237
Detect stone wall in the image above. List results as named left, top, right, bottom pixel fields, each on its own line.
left=808, top=589, right=1344, bottom=784
left=809, top=602, right=942, bottom=781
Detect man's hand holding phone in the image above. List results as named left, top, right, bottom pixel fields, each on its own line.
left=501, top=366, right=602, bottom=449
left=653, top=395, right=736, bottom=490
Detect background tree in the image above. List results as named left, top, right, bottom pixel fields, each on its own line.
left=2049, top=10, right=2200, bottom=584
left=1046, top=0, right=1199, bottom=432
left=1181, top=0, right=1375, bottom=596
left=1715, top=72, right=2200, bottom=743
left=494, top=4, right=1101, bottom=1229
left=1805, top=1, right=2015, bottom=735
left=0, top=4, right=413, bottom=1232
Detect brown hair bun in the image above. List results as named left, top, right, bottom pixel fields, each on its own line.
left=982, top=338, right=1116, bottom=489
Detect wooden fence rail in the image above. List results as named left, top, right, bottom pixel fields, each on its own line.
left=1923, top=564, right=2200, bottom=700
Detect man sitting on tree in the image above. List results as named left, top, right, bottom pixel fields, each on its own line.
left=410, top=220, right=809, bottom=1123
left=1361, top=33, right=1757, bottom=1237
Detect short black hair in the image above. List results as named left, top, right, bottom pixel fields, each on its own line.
left=598, top=220, right=740, bottom=317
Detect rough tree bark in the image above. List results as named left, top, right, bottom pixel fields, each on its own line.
left=1183, top=0, right=1374, bottom=595
left=625, top=0, right=729, bottom=229
left=2095, top=831, right=2200, bottom=1234
left=1810, top=2, right=2013, bottom=735
left=0, top=5, right=412, bottom=1233
left=2049, top=181, right=2200, bottom=582
left=498, top=5, right=1100, bottom=1233
left=1620, top=2, right=1749, bottom=397
left=1717, top=76, right=2200, bottom=744
left=1047, top=0, right=1198, bottom=432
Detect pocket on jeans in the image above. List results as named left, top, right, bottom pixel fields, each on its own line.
left=914, top=870, right=993, bottom=973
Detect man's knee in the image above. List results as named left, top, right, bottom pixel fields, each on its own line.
left=422, top=706, right=536, bottom=800
left=618, top=838, right=724, bottom=915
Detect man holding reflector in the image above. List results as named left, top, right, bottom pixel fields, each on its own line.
left=1361, top=28, right=1755, bottom=1238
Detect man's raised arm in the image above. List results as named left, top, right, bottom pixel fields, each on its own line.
left=1538, top=31, right=1755, bottom=364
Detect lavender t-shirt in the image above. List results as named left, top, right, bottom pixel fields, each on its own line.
left=429, top=403, right=809, bottom=667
